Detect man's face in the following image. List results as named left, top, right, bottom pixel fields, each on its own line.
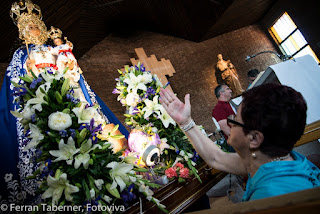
left=221, top=85, right=232, bottom=100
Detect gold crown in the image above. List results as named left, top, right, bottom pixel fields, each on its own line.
left=48, top=26, right=63, bottom=40
left=10, top=0, right=42, bottom=26
left=10, top=0, right=48, bottom=45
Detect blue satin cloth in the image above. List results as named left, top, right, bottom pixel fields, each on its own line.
left=243, top=151, right=320, bottom=201
left=0, top=44, right=128, bottom=205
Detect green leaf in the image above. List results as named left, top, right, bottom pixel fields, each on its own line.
left=110, top=135, right=124, bottom=139
left=25, top=87, right=36, bottom=97
left=10, top=81, right=22, bottom=88
left=63, top=67, right=69, bottom=74
left=83, top=180, right=91, bottom=201
left=178, top=177, right=185, bottom=183
left=133, top=167, right=149, bottom=172
left=29, top=68, right=37, bottom=79
left=61, top=78, right=70, bottom=97
left=62, top=108, right=70, bottom=114
left=112, top=124, right=119, bottom=132
left=19, top=75, right=33, bottom=83
left=55, top=91, right=63, bottom=104
left=187, top=159, right=202, bottom=183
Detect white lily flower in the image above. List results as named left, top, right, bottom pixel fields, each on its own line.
left=24, top=123, right=44, bottom=150
left=74, top=139, right=101, bottom=169
left=102, top=195, right=112, bottom=204
left=48, top=111, right=72, bottom=131
left=139, top=72, right=153, bottom=84
left=179, top=150, right=194, bottom=162
left=40, top=71, right=64, bottom=83
left=11, top=106, right=34, bottom=121
left=72, top=103, right=104, bottom=126
left=49, top=137, right=80, bottom=165
left=142, top=95, right=162, bottom=119
left=106, top=162, right=134, bottom=192
left=138, top=184, right=154, bottom=200
left=124, top=72, right=147, bottom=94
left=153, top=198, right=166, bottom=208
left=95, top=179, right=104, bottom=190
left=172, top=157, right=183, bottom=167
left=158, top=138, right=170, bottom=154
left=41, top=173, right=79, bottom=204
left=159, top=107, right=176, bottom=128
left=90, top=188, right=95, bottom=199
left=25, top=82, right=51, bottom=113
left=153, top=74, right=163, bottom=87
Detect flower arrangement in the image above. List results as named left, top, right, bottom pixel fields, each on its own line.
left=10, top=69, right=167, bottom=213
left=114, top=63, right=202, bottom=182
left=165, top=162, right=190, bottom=183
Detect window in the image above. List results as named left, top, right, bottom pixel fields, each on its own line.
left=269, top=12, right=319, bottom=64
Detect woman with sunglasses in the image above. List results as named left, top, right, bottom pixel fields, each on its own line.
left=159, top=83, right=320, bottom=201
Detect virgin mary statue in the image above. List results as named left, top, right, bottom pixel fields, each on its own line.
left=0, top=0, right=128, bottom=205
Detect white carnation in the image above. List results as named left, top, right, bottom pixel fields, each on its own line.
left=48, top=111, right=72, bottom=131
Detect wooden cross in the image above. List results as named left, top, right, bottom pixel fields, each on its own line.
left=130, top=48, right=175, bottom=91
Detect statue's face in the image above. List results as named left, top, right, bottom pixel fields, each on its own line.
left=27, top=23, right=41, bottom=37
left=54, top=38, right=63, bottom=46
left=217, top=54, right=223, bottom=60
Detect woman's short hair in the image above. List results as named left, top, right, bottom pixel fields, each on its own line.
left=241, top=83, right=307, bottom=157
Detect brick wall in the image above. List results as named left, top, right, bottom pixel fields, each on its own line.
left=78, top=24, right=277, bottom=134
left=0, top=25, right=277, bottom=135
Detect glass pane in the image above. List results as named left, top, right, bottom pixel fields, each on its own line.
left=294, top=45, right=320, bottom=64
left=272, top=12, right=297, bottom=40
left=281, top=39, right=298, bottom=56
left=291, top=30, right=307, bottom=48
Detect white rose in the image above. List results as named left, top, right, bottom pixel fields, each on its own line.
left=126, top=92, right=140, bottom=107
left=48, top=111, right=72, bottom=131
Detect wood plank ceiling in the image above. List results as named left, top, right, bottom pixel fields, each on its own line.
left=0, top=0, right=278, bottom=63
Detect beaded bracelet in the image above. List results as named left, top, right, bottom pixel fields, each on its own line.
left=180, top=119, right=196, bottom=132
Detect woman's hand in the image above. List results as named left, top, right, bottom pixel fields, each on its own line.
left=159, top=88, right=192, bottom=127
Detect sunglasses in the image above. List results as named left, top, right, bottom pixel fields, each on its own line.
left=227, top=114, right=253, bottom=130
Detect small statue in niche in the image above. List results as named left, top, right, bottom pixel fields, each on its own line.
left=216, top=54, right=244, bottom=96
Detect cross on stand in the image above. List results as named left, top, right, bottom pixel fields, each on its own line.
left=130, top=48, right=175, bottom=92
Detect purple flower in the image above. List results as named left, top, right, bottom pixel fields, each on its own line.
left=112, top=88, right=121, bottom=94
left=90, top=134, right=98, bottom=144
left=30, top=77, right=43, bottom=89
left=175, top=147, right=180, bottom=154
left=84, top=195, right=101, bottom=213
left=12, top=87, right=27, bottom=96
left=31, top=114, right=36, bottom=122
left=131, top=107, right=140, bottom=115
left=191, top=151, right=199, bottom=162
left=121, top=184, right=136, bottom=206
left=69, top=129, right=76, bottom=138
left=59, top=130, right=68, bottom=137
left=71, top=97, right=79, bottom=104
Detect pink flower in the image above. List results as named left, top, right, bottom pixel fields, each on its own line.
left=165, top=167, right=177, bottom=178
left=179, top=167, right=189, bottom=179
left=175, top=162, right=184, bottom=169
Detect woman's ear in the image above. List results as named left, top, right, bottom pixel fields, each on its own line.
left=248, top=130, right=264, bottom=149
